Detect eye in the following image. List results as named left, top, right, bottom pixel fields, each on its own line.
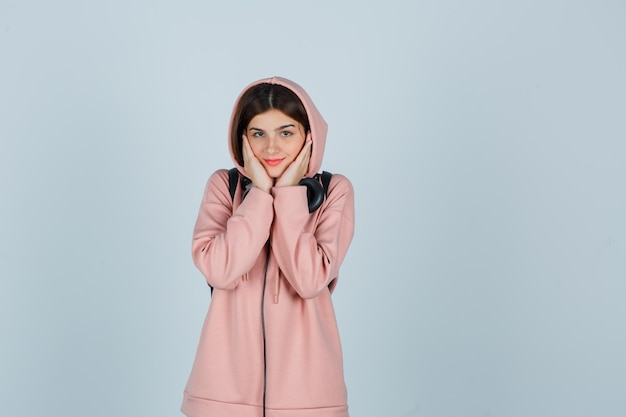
left=252, top=131, right=264, bottom=138
left=280, top=130, right=293, bottom=137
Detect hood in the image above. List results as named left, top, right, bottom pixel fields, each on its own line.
left=228, top=76, right=328, bottom=179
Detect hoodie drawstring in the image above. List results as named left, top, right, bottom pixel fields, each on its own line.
left=273, top=274, right=280, bottom=304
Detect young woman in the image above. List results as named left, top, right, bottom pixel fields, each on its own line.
left=181, top=77, right=355, bottom=417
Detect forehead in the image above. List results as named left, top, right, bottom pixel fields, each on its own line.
left=248, top=109, right=300, bottom=128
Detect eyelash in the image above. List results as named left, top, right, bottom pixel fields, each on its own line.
left=251, top=131, right=293, bottom=138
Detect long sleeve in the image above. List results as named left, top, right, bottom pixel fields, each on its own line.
left=270, top=174, right=355, bottom=298
left=191, top=170, right=274, bottom=290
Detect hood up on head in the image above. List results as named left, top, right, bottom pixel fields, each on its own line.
left=228, top=76, right=328, bottom=179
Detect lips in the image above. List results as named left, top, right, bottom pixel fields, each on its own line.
left=264, top=158, right=284, bottom=167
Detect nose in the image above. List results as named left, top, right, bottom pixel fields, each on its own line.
left=265, top=134, right=279, bottom=154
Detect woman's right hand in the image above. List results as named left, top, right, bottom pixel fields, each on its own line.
left=242, top=134, right=273, bottom=193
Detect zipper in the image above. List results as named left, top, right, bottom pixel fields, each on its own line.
left=260, top=241, right=271, bottom=417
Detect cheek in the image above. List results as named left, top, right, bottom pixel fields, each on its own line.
left=287, top=142, right=303, bottom=157
left=248, top=141, right=264, bottom=157
left=293, top=135, right=306, bottom=153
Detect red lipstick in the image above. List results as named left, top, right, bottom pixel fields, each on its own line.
left=264, top=159, right=284, bottom=166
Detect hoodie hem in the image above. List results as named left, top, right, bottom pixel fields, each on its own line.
left=182, top=392, right=349, bottom=417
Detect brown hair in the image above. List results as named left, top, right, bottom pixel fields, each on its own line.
left=230, top=83, right=310, bottom=166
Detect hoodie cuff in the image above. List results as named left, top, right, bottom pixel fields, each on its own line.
left=243, top=186, right=274, bottom=206
left=271, top=185, right=309, bottom=213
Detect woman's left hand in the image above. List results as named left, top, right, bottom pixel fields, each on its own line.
left=275, top=134, right=312, bottom=188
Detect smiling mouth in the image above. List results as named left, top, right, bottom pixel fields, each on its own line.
left=264, top=159, right=284, bottom=166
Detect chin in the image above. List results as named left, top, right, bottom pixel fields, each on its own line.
left=266, top=167, right=286, bottom=179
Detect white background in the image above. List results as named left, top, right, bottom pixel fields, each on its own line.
left=1, top=1, right=625, bottom=416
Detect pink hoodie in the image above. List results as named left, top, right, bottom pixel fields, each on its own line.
left=181, top=77, right=355, bottom=417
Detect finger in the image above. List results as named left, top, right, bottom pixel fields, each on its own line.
left=242, top=134, right=251, bottom=160
left=297, top=142, right=312, bottom=167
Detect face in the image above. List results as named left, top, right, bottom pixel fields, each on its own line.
left=246, top=109, right=307, bottom=178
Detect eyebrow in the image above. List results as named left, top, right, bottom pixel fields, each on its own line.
left=276, top=124, right=296, bottom=131
left=248, top=124, right=296, bottom=132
